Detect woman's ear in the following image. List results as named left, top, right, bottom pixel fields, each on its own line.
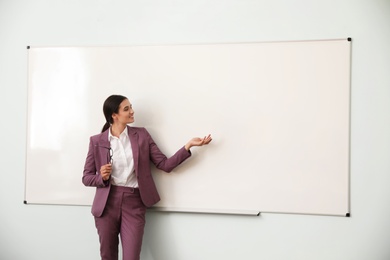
left=111, top=113, right=117, bottom=122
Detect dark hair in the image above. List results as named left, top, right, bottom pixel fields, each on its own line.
left=101, top=94, right=128, bottom=132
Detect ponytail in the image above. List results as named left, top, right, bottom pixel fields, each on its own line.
left=101, top=122, right=110, bottom=133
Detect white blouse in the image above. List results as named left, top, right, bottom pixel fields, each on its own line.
left=108, top=127, right=138, bottom=188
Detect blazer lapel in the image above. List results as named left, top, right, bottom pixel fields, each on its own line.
left=97, top=130, right=111, bottom=165
left=127, top=126, right=139, bottom=173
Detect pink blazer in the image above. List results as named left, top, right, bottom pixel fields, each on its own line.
left=82, top=126, right=191, bottom=217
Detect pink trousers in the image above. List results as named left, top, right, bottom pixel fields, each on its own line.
left=94, top=185, right=147, bottom=260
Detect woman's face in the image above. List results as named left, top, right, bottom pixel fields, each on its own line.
left=112, top=99, right=134, bottom=125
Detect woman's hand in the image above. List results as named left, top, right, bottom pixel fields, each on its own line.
left=185, top=134, right=212, bottom=151
left=100, top=163, right=112, bottom=181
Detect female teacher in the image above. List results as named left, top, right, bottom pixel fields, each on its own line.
left=82, top=94, right=212, bottom=260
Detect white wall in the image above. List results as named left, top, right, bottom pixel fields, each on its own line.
left=0, top=0, right=389, bottom=259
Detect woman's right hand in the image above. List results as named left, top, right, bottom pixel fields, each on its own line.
left=100, top=163, right=112, bottom=181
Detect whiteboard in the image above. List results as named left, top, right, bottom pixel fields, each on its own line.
left=25, top=39, right=351, bottom=216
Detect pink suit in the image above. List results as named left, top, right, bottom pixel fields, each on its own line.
left=83, top=126, right=191, bottom=259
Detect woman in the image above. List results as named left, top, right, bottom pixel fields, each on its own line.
left=82, top=94, right=212, bottom=260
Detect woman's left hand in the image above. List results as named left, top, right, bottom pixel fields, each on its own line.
left=185, top=134, right=212, bottom=150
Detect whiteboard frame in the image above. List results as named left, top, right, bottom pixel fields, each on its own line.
left=25, top=39, right=351, bottom=216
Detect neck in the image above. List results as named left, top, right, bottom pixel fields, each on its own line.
left=110, top=123, right=127, bottom=138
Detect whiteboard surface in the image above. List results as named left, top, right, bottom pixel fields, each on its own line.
left=25, top=40, right=351, bottom=216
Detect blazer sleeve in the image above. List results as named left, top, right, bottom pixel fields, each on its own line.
left=145, top=129, right=191, bottom=173
left=82, top=137, right=108, bottom=188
